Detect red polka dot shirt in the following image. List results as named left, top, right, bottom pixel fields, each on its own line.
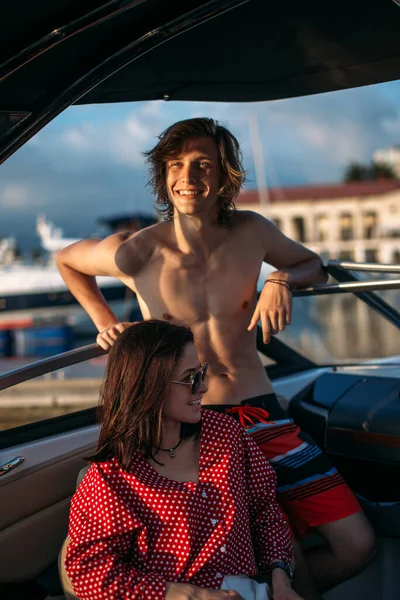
left=66, top=409, right=292, bottom=600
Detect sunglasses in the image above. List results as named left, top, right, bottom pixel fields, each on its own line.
left=171, top=363, right=208, bottom=394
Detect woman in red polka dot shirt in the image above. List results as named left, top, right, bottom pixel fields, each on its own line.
left=65, top=320, right=303, bottom=600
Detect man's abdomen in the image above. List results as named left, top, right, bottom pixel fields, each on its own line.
left=203, top=369, right=274, bottom=405
left=198, top=336, right=274, bottom=405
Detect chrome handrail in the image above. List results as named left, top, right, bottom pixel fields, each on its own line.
left=0, top=278, right=399, bottom=391
left=294, top=278, right=400, bottom=296
left=326, top=260, right=400, bottom=273
left=0, top=344, right=105, bottom=392
left=325, top=265, right=400, bottom=329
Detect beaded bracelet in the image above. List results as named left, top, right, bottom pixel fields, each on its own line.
left=265, top=278, right=291, bottom=291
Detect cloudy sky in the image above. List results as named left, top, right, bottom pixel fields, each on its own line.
left=1, top=79, right=400, bottom=253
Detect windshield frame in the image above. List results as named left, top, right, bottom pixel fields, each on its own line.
left=324, top=260, right=400, bottom=330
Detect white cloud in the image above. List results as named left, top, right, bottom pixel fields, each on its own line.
left=125, top=116, right=151, bottom=141
left=297, top=118, right=328, bottom=148
left=60, top=105, right=165, bottom=167
left=1, top=184, right=30, bottom=208
left=295, top=116, right=366, bottom=165
left=183, top=98, right=370, bottom=172
left=140, top=101, right=164, bottom=117
left=382, top=113, right=400, bottom=136
left=63, top=127, right=91, bottom=149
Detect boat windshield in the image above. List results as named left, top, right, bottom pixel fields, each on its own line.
left=272, top=262, right=400, bottom=365
left=279, top=289, right=400, bottom=365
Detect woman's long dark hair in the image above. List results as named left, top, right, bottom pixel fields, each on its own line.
left=144, top=117, right=246, bottom=227
left=89, top=319, right=198, bottom=470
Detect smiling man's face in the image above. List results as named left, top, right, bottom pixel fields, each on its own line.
left=165, top=137, right=221, bottom=218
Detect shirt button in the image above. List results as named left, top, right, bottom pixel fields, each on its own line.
left=216, top=572, right=222, bottom=578
left=202, top=491, right=207, bottom=498
left=220, top=546, right=226, bottom=553
left=210, top=518, right=217, bottom=526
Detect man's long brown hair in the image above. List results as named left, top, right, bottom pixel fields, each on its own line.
left=89, top=319, right=196, bottom=470
left=144, top=117, right=246, bottom=226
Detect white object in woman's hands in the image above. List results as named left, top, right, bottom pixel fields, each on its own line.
left=164, top=582, right=245, bottom=599
left=221, top=575, right=268, bottom=599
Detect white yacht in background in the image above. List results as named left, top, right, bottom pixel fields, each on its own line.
left=0, top=216, right=127, bottom=326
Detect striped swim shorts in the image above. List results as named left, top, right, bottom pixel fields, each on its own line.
left=204, top=394, right=361, bottom=538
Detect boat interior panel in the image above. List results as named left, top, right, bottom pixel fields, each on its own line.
left=0, top=425, right=98, bottom=586
left=0, top=497, right=70, bottom=582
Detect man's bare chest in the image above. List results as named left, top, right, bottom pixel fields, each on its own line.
left=133, top=248, right=262, bottom=321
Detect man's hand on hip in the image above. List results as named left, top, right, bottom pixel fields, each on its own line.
left=96, top=322, right=139, bottom=350
left=248, top=280, right=292, bottom=345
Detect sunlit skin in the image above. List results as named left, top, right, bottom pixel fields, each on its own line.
left=56, top=134, right=328, bottom=598
left=56, top=136, right=326, bottom=406
left=165, top=139, right=221, bottom=220
left=148, top=342, right=205, bottom=485
left=148, top=342, right=301, bottom=600
left=162, top=343, right=205, bottom=429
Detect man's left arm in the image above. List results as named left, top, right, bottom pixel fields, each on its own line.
left=248, top=216, right=328, bottom=344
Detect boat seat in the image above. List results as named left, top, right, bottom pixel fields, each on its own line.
left=58, top=465, right=90, bottom=600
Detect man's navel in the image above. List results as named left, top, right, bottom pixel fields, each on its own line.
left=242, top=300, right=249, bottom=309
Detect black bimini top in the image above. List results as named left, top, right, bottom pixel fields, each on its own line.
left=1, top=0, right=400, bottom=162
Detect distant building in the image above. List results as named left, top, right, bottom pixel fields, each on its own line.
left=238, top=180, right=400, bottom=264
left=373, top=146, right=400, bottom=178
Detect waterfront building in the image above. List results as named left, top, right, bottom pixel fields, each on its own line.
left=238, top=180, right=400, bottom=264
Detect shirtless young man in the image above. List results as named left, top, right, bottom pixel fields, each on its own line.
left=57, top=118, right=375, bottom=597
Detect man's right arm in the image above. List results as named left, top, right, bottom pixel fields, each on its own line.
left=56, top=233, right=145, bottom=348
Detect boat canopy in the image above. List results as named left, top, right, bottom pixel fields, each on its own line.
left=1, top=0, right=400, bottom=161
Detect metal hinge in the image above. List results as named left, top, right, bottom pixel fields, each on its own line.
left=0, top=456, right=25, bottom=476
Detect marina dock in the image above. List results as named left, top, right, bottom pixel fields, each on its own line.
left=0, top=378, right=102, bottom=430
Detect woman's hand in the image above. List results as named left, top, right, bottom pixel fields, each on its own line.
left=165, top=582, right=244, bottom=599
left=272, top=570, right=305, bottom=600
left=96, top=321, right=139, bottom=350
